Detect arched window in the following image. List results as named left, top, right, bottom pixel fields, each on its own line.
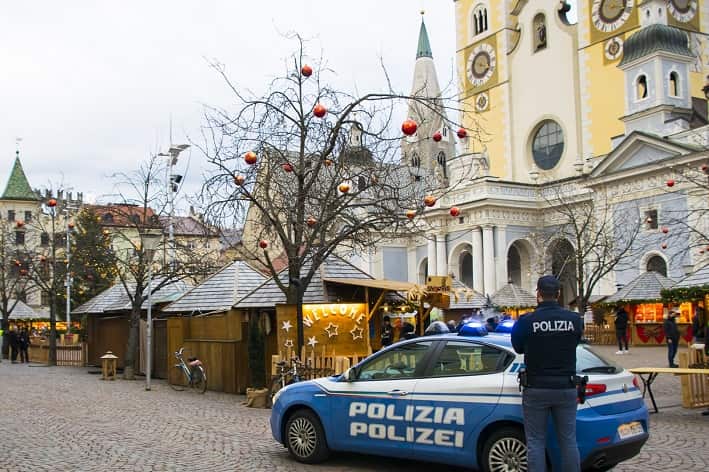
left=669, top=71, right=679, bottom=97
left=507, top=244, right=521, bottom=286
left=473, top=4, right=488, bottom=36
left=647, top=255, right=667, bottom=277
left=533, top=13, right=547, bottom=52
left=636, top=75, right=648, bottom=100
left=411, top=153, right=421, bottom=168
left=460, top=252, right=473, bottom=288
left=437, top=152, right=447, bottom=178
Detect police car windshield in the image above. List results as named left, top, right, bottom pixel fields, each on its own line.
left=577, top=345, right=618, bottom=374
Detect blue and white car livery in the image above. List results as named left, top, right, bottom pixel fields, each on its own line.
left=270, top=330, right=648, bottom=471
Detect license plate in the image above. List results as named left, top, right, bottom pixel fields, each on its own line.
left=618, top=421, right=644, bottom=440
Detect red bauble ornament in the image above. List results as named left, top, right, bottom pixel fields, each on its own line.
left=661, top=243, right=668, bottom=249
left=259, top=240, right=268, bottom=249
left=701, top=163, right=708, bottom=173
left=432, top=131, right=442, bottom=142
left=301, top=64, right=313, bottom=77
left=313, top=103, right=327, bottom=118
left=68, top=223, right=75, bottom=229
left=47, top=198, right=57, bottom=207
left=457, top=127, right=468, bottom=139
left=14, top=260, right=21, bottom=267
left=19, top=269, right=27, bottom=276
left=423, top=195, right=437, bottom=207
left=16, top=221, right=24, bottom=228
left=401, top=119, right=418, bottom=136
left=233, top=175, right=245, bottom=186
left=306, top=216, right=317, bottom=227
left=661, top=227, right=669, bottom=234
left=666, top=179, right=675, bottom=187
left=449, top=207, right=461, bottom=217
left=282, top=163, right=294, bottom=173
left=244, top=151, right=258, bottom=165
left=40, top=256, right=46, bottom=262
left=406, top=210, right=416, bottom=220
left=338, top=183, right=351, bottom=194
left=324, top=159, right=333, bottom=167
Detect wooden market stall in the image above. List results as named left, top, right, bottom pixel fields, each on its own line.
left=605, top=271, right=693, bottom=347
left=491, top=281, right=537, bottom=318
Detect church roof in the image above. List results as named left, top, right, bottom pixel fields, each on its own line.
left=620, top=24, right=693, bottom=66
left=416, top=19, right=432, bottom=59
left=1, top=153, right=40, bottom=201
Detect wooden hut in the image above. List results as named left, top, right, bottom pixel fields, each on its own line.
left=605, top=271, right=693, bottom=346
left=161, top=261, right=266, bottom=393
left=491, top=282, right=537, bottom=318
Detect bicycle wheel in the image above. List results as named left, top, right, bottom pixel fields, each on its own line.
left=169, top=365, right=186, bottom=391
left=192, top=365, right=207, bottom=393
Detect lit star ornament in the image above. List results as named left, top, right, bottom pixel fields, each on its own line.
left=281, top=320, right=292, bottom=332
left=307, top=336, right=319, bottom=348
left=324, top=322, right=339, bottom=338
left=284, top=339, right=294, bottom=348
left=350, top=326, right=364, bottom=341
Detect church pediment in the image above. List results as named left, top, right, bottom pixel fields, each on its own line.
left=589, top=131, right=693, bottom=178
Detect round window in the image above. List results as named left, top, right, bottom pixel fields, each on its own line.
left=532, top=120, right=564, bottom=170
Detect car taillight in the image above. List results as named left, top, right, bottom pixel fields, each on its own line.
left=585, top=383, right=607, bottom=397
left=633, top=376, right=640, bottom=390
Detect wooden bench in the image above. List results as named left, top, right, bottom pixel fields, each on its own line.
left=629, top=367, right=709, bottom=413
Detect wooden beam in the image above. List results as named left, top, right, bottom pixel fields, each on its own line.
left=368, top=290, right=387, bottom=321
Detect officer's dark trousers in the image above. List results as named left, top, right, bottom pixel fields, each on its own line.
left=522, top=388, right=580, bottom=472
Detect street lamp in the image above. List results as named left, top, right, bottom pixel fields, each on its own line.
left=159, top=144, right=190, bottom=270
left=63, top=205, right=78, bottom=334
left=142, top=229, right=162, bottom=391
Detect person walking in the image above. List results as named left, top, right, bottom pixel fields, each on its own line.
left=511, top=276, right=582, bottom=472
left=8, top=326, right=20, bottom=364
left=614, top=306, right=630, bottom=354
left=663, top=309, right=681, bottom=368
left=19, top=327, right=30, bottom=363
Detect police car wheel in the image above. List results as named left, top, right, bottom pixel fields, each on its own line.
left=481, top=427, right=527, bottom=472
left=285, top=409, right=330, bottom=464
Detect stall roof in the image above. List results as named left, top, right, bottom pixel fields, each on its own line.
left=235, top=255, right=373, bottom=309
left=163, top=261, right=266, bottom=314
left=449, top=280, right=487, bottom=309
left=105, top=279, right=192, bottom=312
left=322, top=278, right=415, bottom=292
left=7, top=300, right=46, bottom=320
left=675, top=263, right=709, bottom=288
left=74, top=278, right=191, bottom=315
left=492, top=282, right=537, bottom=308
left=605, top=271, right=676, bottom=303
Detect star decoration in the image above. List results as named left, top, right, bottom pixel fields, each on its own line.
left=281, top=320, right=292, bottom=332
left=324, top=322, right=339, bottom=338
left=350, top=326, right=364, bottom=341
left=284, top=339, right=294, bottom=348
left=307, top=336, right=319, bottom=348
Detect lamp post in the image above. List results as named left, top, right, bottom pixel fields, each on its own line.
left=142, top=229, right=161, bottom=391
left=158, top=144, right=189, bottom=270
left=63, top=205, right=78, bottom=334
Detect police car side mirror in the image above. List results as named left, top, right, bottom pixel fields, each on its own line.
left=342, top=367, right=356, bottom=382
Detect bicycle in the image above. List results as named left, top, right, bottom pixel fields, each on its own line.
left=268, top=356, right=309, bottom=406
left=169, top=347, right=207, bottom=393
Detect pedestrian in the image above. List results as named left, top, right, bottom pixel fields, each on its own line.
left=446, top=319, right=457, bottom=333
left=663, top=309, right=681, bottom=368
left=19, top=327, right=30, bottom=363
left=691, top=307, right=705, bottom=344
left=381, top=316, right=394, bottom=347
left=399, top=322, right=416, bottom=340
left=614, top=306, right=630, bottom=355
left=511, top=275, right=582, bottom=472
left=8, top=326, right=20, bottom=364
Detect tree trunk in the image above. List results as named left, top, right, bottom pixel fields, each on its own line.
left=123, top=305, right=142, bottom=380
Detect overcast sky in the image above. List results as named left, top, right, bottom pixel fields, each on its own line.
left=1, top=1, right=576, bottom=212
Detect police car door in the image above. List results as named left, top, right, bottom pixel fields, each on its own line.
left=409, top=340, right=509, bottom=464
left=328, top=340, right=434, bottom=456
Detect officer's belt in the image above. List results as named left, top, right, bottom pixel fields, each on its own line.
left=525, top=375, right=575, bottom=389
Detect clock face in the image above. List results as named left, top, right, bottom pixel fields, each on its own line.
left=591, top=0, right=633, bottom=33
left=604, top=37, right=624, bottom=61
left=668, top=0, right=698, bottom=23
left=467, top=43, right=496, bottom=88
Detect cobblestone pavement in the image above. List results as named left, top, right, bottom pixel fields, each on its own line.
left=0, top=345, right=706, bottom=471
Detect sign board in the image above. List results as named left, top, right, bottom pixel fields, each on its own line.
left=426, top=276, right=452, bottom=309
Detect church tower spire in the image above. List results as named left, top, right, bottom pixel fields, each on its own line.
left=1, top=149, right=40, bottom=202
left=402, top=11, right=455, bottom=181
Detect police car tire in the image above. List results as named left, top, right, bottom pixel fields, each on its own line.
left=480, top=426, right=527, bottom=472
left=285, top=409, right=330, bottom=464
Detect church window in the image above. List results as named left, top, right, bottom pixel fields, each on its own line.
left=40, top=232, right=49, bottom=246
left=412, top=153, right=421, bottom=168
left=437, top=152, right=447, bottom=177
left=442, top=127, right=447, bottom=137
left=15, top=231, right=25, bottom=245
left=533, top=14, right=547, bottom=52
left=646, top=255, right=667, bottom=277
left=636, top=75, right=648, bottom=100
left=7, top=210, right=15, bottom=221
left=473, top=4, right=488, bottom=36
left=669, top=71, right=679, bottom=97
left=531, top=120, right=564, bottom=170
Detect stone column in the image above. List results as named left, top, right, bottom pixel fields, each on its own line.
left=483, top=225, right=496, bottom=296
left=427, top=237, right=437, bottom=278
left=436, top=233, right=447, bottom=276
left=472, top=227, right=484, bottom=294
left=496, top=226, right=508, bottom=290
left=407, top=245, right=417, bottom=283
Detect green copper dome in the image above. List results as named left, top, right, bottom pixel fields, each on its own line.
left=620, top=24, right=693, bottom=66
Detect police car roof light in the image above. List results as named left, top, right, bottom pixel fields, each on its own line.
left=494, top=320, right=516, bottom=333
left=458, top=321, right=488, bottom=337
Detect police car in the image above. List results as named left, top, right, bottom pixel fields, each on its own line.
left=270, top=325, right=648, bottom=471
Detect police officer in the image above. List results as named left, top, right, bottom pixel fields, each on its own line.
left=511, top=275, right=582, bottom=472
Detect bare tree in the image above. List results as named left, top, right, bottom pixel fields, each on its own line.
left=197, top=39, right=478, bottom=351
left=541, top=184, right=643, bottom=315
left=0, top=221, right=31, bottom=358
